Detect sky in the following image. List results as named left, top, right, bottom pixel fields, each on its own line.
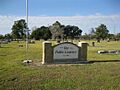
left=0, top=0, right=120, bottom=35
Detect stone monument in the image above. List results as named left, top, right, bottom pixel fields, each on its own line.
left=42, top=41, right=88, bottom=64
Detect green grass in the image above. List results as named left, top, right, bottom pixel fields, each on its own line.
left=0, top=40, right=120, bottom=90
left=87, top=40, right=120, bottom=60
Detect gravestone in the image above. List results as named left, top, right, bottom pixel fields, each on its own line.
left=98, top=50, right=120, bottom=54
left=92, top=42, right=95, bottom=47
left=42, top=41, right=88, bottom=64
left=2, top=40, right=8, bottom=44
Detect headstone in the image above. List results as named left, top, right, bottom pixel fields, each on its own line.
left=116, top=50, right=120, bottom=54
left=98, top=50, right=109, bottom=54
left=108, top=50, right=117, bottom=53
left=97, top=50, right=120, bottom=54
left=57, top=40, right=61, bottom=43
left=107, top=38, right=110, bottom=42
left=23, top=60, right=32, bottom=64
left=2, top=41, right=8, bottom=44
left=18, top=45, right=23, bottom=47
left=92, top=42, right=95, bottom=46
left=97, top=39, right=100, bottom=43
left=28, top=40, right=35, bottom=44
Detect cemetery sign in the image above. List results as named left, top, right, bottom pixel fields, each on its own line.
left=42, top=41, right=88, bottom=64
left=53, top=43, right=79, bottom=59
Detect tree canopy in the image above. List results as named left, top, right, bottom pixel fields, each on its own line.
left=0, top=35, right=4, bottom=40
left=30, top=21, right=82, bottom=40
left=49, top=21, right=64, bottom=39
left=31, top=26, right=52, bottom=40
left=10, top=20, right=119, bottom=41
left=49, top=21, right=82, bottom=40
left=64, top=25, right=82, bottom=39
left=95, top=24, right=109, bottom=40
left=11, top=19, right=27, bottom=39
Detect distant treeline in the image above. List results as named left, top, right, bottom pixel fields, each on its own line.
left=0, top=19, right=120, bottom=42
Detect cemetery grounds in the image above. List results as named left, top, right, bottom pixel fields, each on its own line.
left=0, top=40, right=120, bottom=90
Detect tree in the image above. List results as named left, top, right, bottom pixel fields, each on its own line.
left=95, top=24, right=109, bottom=41
left=31, top=26, right=52, bottom=40
left=40, top=26, right=52, bottom=40
left=0, top=34, right=4, bottom=47
left=108, top=34, right=115, bottom=39
left=116, top=33, right=120, bottom=39
left=89, top=28, right=96, bottom=39
left=4, top=33, right=12, bottom=42
left=81, top=33, right=90, bottom=40
left=49, top=21, right=64, bottom=40
left=31, top=28, right=42, bottom=40
left=0, top=34, right=4, bottom=40
left=63, top=25, right=82, bottom=39
left=11, top=19, right=27, bottom=40
left=31, top=21, right=82, bottom=41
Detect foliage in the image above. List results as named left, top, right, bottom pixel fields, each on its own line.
left=81, top=33, right=90, bottom=40
left=0, top=35, right=4, bottom=47
left=31, top=26, right=52, bottom=40
left=31, top=21, right=82, bottom=40
left=0, top=34, right=4, bottom=39
left=108, top=34, right=115, bottom=39
left=4, top=33, right=13, bottom=41
left=49, top=21, right=82, bottom=40
left=95, top=24, right=109, bottom=40
left=116, top=33, right=120, bottom=39
left=89, top=28, right=96, bottom=39
left=11, top=19, right=27, bottom=39
left=49, top=21, right=64, bottom=39
left=64, top=25, right=82, bottom=39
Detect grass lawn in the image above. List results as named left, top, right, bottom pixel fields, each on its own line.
left=0, top=40, right=120, bottom=90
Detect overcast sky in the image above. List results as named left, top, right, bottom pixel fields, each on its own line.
left=0, top=0, right=120, bottom=35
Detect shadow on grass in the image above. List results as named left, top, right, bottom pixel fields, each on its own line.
left=27, top=60, right=120, bottom=67
left=0, top=47, right=10, bottom=48
left=53, top=60, right=120, bottom=65
left=90, top=60, right=120, bottom=63
left=0, top=55, right=7, bottom=56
